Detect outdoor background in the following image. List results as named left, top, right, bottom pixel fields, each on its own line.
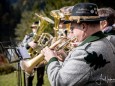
left=0, top=0, right=115, bottom=86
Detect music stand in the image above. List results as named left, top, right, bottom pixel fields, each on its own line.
left=0, top=41, right=26, bottom=86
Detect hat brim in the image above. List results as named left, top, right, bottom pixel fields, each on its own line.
left=63, top=17, right=107, bottom=24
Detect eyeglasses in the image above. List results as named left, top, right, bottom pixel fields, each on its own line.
left=70, top=21, right=78, bottom=31
left=70, top=26, right=75, bottom=33
left=70, top=21, right=81, bottom=33
left=59, top=20, right=65, bottom=23
left=31, top=27, right=37, bottom=29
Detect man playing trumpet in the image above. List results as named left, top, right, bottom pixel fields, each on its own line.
left=20, top=5, right=75, bottom=76
left=42, top=3, right=115, bottom=86
left=21, top=21, right=45, bottom=86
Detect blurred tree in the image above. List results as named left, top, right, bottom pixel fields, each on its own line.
left=15, top=11, right=34, bottom=41
left=0, top=0, right=21, bottom=42
left=89, top=0, right=115, bottom=9
left=1, top=0, right=114, bottom=44
left=15, top=0, right=89, bottom=43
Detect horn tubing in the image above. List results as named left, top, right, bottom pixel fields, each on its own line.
left=21, top=38, right=63, bottom=74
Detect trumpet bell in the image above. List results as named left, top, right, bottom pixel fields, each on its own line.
left=35, top=13, right=54, bottom=24
left=50, top=10, right=64, bottom=18
left=20, top=38, right=64, bottom=74
left=28, top=13, right=54, bottom=57
left=20, top=60, right=32, bottom=74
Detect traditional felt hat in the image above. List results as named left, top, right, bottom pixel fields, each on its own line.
left=30, top=21, right=39, bottom=28
left=60, top=6, right=74, bottom=16
left=59, top=6, right=73, bottom=22
left=50, top=10, right=64, bottom=18
left=64, top=3, right=105, bottom=24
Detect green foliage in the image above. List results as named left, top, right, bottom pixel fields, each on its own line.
left=0, top=64, right=16, bottom=75
left=15, top=0, right=87, bottom=42
left=0, top=71, right=50, bottom=86
left=15, top=11, right=35, bottom=41
left=1, top=0, right=115, bottom=42
left=15, top=0, right=115, bottom=43
left=0, top=72, right=18, bottom=86
left=0, top=0, right=21, bottom=41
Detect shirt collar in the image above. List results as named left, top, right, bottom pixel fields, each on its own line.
left=79, top=31, right=106, bottom=46
left=102, top=26, right=113, bottom=33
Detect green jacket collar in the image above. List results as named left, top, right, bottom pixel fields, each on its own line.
left=79, top=31, right=106, bottom=46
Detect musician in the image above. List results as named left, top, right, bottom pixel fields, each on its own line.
left=98, top=7, right=115, bottom=46
left=59, top=6, right=74, bottom=39
left=22, top=21, right=38, bottom=50
left=21, top=21, right=45, bottom=86
left=51, top=6, right=75, bottom=62
left=42, top=3, right=115, bottom=86
left=60, top=6, right=81, bottom=47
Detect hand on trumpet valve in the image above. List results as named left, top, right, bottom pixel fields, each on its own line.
left=41, top=46, right=66, bottom=62
left=41, top=46, right=57, bottom=62
left=56, top=49, right=67, bottom=62
left=28, top=41, right=37, bottom=49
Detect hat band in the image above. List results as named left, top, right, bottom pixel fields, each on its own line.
left=69, top=16, right=100, bottom=23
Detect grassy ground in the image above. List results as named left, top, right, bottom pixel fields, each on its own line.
left=0, top=70, right=50, bottom=86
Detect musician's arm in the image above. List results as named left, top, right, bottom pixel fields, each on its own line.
left=44, top=48, right=90, bottom=86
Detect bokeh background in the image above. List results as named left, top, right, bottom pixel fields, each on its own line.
left=0, top=0, right=115, bottom=86
left=0, top=0, right=115, bottom=42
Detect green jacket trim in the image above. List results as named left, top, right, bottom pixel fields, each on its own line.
left=79, top=31, right=106, bottom=46
left=46, top=57, right=58, bottom=70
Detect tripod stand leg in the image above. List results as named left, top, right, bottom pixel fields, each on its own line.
left=18, top=62, right=22, bottom=86
left=23, top=72, right=26, bottom=86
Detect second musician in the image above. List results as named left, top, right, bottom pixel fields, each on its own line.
left=21, top=21, right=45, bottom=86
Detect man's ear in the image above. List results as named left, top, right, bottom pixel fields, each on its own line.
left=103, top=20, right=108, bottom=27
left=80, top=23, right=88, bottom=32
left=100, top=20, right=108, bottom=30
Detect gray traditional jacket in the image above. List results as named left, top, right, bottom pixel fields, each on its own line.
left=104, top=26, right=115, bottom=47
left=46, top=31, right=115, bottom=86
left=21, top=32, right=34, bottom=49
left=106, top=35, right=115, bottom=47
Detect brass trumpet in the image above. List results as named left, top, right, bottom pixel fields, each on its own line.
left=20, top=37, right=76, bottom=74
left=33, top=33, right=53, bottom=56
left=60, top=6, right=73, bottom=32
left=28, top=13, right=54, bottom=57
left=50, top=10, right=64, bottom=40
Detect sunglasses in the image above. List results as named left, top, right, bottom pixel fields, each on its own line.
left=59, top=20, right=65, bottom=23
left=31, top=27, right=37, bottom=29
